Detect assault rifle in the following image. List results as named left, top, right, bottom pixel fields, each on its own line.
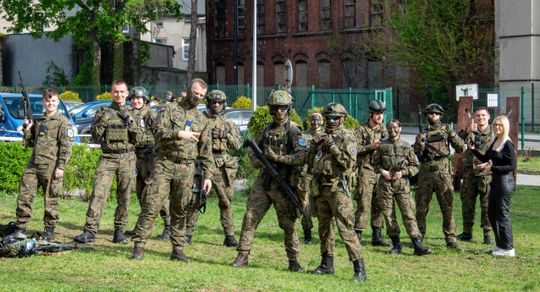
left=192, top=160, right=207, bottom=213
left=244, top=138, right=308, bottom=218
left=18, top=71, right=32, bottom=127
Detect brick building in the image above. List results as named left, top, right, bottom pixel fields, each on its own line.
left=206, top=0, right=399, bottom=90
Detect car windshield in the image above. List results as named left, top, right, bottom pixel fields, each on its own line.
left=70, top=104, right=87, bottom=115
left=3, top=96, right=70, bottom=120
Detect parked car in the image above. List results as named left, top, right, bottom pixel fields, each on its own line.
left=0, top=92, right=80, bottom=142
left=223, top=109, right=253, bottom=135
left=62, top=100, right=84, bottom=113
left=70, top=101, right=113, bottom=135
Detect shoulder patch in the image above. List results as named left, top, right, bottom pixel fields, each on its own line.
left=298, top=138, right=307, bottom=147
left=67, top=129, right=75, bottom=138
left=348, top=145, right=358, bottom=156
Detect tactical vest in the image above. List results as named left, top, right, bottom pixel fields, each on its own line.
left=103, top=109, right=129, bottom=144
left=358, top=122, right=387, bottom=169
left=419, top=124, right=451, bottom=162
left=208, top=116, right=233, bottom=152
left=463, top=126, right=492, bottom=176
left=30, top=112, right=70, bottom=165
left=133, top=107, right=155, bottom=149
left=262, top=120, right=294, bottom=159
left=379, top=140, right=410, bottom=173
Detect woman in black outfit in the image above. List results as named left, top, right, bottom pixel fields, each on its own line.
left=468, top=115, right=517, bottom=257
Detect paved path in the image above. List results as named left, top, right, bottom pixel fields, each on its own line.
left=516, top=174, right=540, bottom=186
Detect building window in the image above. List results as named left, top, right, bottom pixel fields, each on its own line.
left=238, top=0, right=246, bottom=37
left=274, top=61, right=285, bottom=87
left=343, top=0, right=356, bottom=28
left=368, top=60, right=382, bottom=88
left=295, top=61, right=307, bottom=87
left=276, top=0, right=287, bottom=34
left=155, top=21, right=164, bottom=28
left=216, top=0, right=226, bottom=39
left=257, top=0, right=265, bottom=34
left=371, top=1, right=384, bottom=27
left=342, top=59, right=364, bottom=87
left=320, top=0, right=331, bottom=31
left=298, top=0, right=308, bottom=32
left=318, top=60, right=331, bottom=88
left=182, top=38, right=189, bottom=61
left=257, top=63, right=265, bottom=87
left=238, top=64, right=245, bottom=85
left=155, top=37, right=167, bottom=45
left=216, top=64, right=226, bottom=84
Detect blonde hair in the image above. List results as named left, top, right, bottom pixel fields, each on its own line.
left=493, top=115, right=510, bottom=151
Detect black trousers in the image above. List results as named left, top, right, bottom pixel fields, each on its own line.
left=488, top=173, right=514, bottom=250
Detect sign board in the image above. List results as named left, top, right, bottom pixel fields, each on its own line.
left=487, top=93, right=498, bottom=108
left=455, top=83, right=478, bottom=101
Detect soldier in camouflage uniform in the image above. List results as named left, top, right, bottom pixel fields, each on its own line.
left=308, top=103, right=366, bottom=283
left=7, top=89, right=73, bottom=241
left=231, top=90, right=307, bottom=272
left=131, top=78, right=214, bottom=261
left=298, top=112, right=324, bottom=244
left=457, top=106, right=493, bottom=244
left=74, top=80, right=140, bottom=245
left=414, top=103, right=464, bottom=248
left=184, top=89, right=242, bottom=247
left=373, top=119, right=431, bottom=255
left=354, top=100, right=390, bottom=246
left=129, top=86, right=171, bottom=240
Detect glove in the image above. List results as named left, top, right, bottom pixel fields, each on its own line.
left=118, top=108, right=133, bottom=125
left=264, top=146, right=279, bottom=162
left=416, top=132, right=426, bottom=148
left=324, top=135, right=336, bottom=149
left=211, top=128, right=222, bottom=139
left=446, top=124, right=456, bottom=137
left=312, top=133, right=327, bottom=144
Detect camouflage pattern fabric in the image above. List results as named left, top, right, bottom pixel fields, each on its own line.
left=354, top=121, right=387, bottom=232
left=236, top=120, right=306, bottom=260
left=298, top=128, right=323, bottom=231
left=374, top=139, right=421, bottom=238
left=308, top=126, right=362, bottom=261
left=414, top=122, right=464, bottom=243
left=16, top=111, right=73, bottom=229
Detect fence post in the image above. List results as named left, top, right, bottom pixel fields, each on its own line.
left=348, top=87, right=352, bottom=117
left=311, top=85, right=315, bottom=109
left=246, top=83, right=251, bottom=99
left=532, top=82, right=535, bottom=131
left=521, top=86, right=525, bottom=150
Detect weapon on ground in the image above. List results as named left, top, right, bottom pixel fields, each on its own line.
left=18, top=71, right=32, bottom=125
left=192, top=160, right=207, bottom=213
left=244, top=138, right=308, bottom=218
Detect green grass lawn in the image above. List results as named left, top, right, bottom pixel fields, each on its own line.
left=518, top=156, right=540, bottom=173
left=1, top=186, right=539, bottom=291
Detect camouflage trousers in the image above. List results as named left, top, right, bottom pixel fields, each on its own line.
left=415, top=168, right=457, bottom=243
left=133, top=158, right=197, bottom=249
left=460, top=172, right=492, bottom=233
left=16, top=163, right=62, bottom=229
left=376, top=178, right=421, bottom=238
left=314, top=183, right=362, bottom=261
left=186, top=166, right=236, bottom=237
left=237, top=177, right=301, bottom=260
left=297, top=173, right=314, bottom=231
left=354, top=169, right=384, bottom=232
left=135, top=155, right=169, bottom=227
left=83, top=153, right=136, bottom=235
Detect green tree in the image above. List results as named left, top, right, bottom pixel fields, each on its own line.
left=0, top=0, right=182, bottom=87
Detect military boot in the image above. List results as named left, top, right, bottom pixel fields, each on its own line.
left=353, top=258, right=368, bottom=282
left=113, top=229, right=128, bottom=244
left=412, top=237, right=432, bottom=256
left=185, top=235, right=192, bottom=246
left=156, top=226, right=170, bottom=240
left=483, top=230, right=494, bottom=244
left=303, top=229, right=313, bottom=245
left=371, top=227, right=391, bottom=247
left=390, top=236, right=402, bottom=254
left=310, top=253, right=334, bottom=275
left=223, top=235, right=239, bottom=247
left=42, top=227, right=55, bottom=241
left=288, top=258, right=304, bottom=272
left=355, top=230, right=362, bottom=241
left=131, top=246, right=144, bottom=260
left=6, top=226, right=26, bottom=238
left=170, top=248, right=191, bottom=262
left=446, top=241, right=460, bottom=249
left=74, top=231, right=95, bottom=243
left=231, top=251, right=249, bottom=268
left=457, top=232, right=473, bottom=241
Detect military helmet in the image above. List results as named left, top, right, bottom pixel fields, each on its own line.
left=322, top=102, right=348, bottom=117
left=267, top=90, right=293, bottom=106
left=206, top=89, right=227, bottom=102
left=425, top=103, right=444, bottom=114
left=368, top=100, right=386, bottom=113
left=130, top=86, right=149, bottom=103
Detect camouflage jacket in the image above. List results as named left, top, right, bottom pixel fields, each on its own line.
left=131, top=105, right=157, bottom=153
left=355, top=121, right=388, bottom=171
left=154, top=102, right=214, bottom=178
left=414, top=122, right=464, bottom=171
left=374, top=138, right=419, bottom=184
left=459, top=126, right=493, bottom=176
left=205, top=112, right=242, bottom=158
left=23, top=111, right=73, bottom=169
left=91, top=102, right=141, bottom=153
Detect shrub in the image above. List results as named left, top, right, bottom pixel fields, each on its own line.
left=63, top=145, right=103, bottom=199
left=247, top=106, right=303, bottom=136
left=232, top=96, right=252, bottom=109
left=95, top=92, right=112, bottom=101
left=0, top=142, right=32, bottom=194
left=59, top=90, right=82, bottom=102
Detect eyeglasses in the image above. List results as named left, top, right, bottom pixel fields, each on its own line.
left=325, top=116, right=340, bottom=121
left=493, top=123, right=503, bottom=128
left=270, top=105, right=289, bottom=112
left=428, top=112, right=441, bottom=116
left=211, top=100, right=224, bottom=105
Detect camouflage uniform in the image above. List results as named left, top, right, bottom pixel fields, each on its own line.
left=132, top=100, right=214, bottom=252
left=354, top=122, right=387, bottom=234
left=458, top=126, right=493, bottom=238
left=15, top=111, right=73, bottom=231
left=185, top=111, right=242, bottom=242
left=414, top=117, right=464, bottom=246
left=80, top=102, right=139, bottom=236
left=132, top=104, right=170, bottom=229
left=298, top=128, right=322, bottom=238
